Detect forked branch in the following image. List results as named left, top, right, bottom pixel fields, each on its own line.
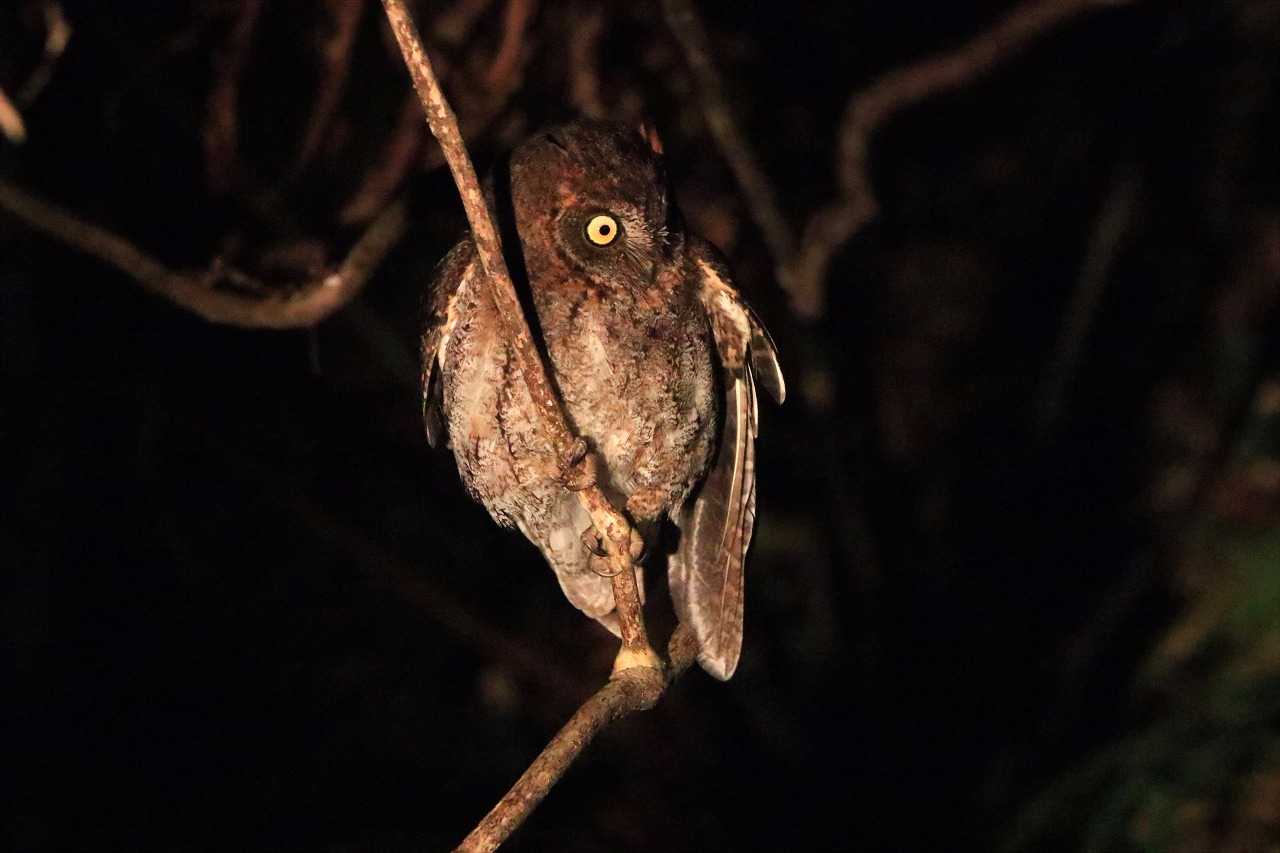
left=458, top=625, right=701, bottom=852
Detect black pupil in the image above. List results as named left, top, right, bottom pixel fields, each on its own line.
left=598, top=223, right=611, bottom=235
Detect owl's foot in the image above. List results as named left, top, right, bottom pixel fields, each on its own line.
left=581, top=525, right=647, bottom=577
left=581, top=526, right=608, bottom=558
left=558, top=438, right=596, bottom=491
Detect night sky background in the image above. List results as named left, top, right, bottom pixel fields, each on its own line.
left=4, top=1, right=1280, bottom=851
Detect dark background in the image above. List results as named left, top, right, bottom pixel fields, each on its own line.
left=4, top=1, right=1279, bottom=851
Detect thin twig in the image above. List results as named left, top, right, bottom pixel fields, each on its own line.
left=0, top=178, right=407, bottom=328
left=788, top=0, right=1131, bottom=319
left=339, top=92, right=426, bottom=224
left=0, top=87, right=27, bottom=144
left=1036, top=169, right=1141, bottom=433
left=485, top=0, right=538, bottom=92
left=566, top=2, right=606, bottom=119
left=17, top=1, right=72, bottom=105
left=457, top=625, right=700, bottom=853
left=292, top=0, right=367, bottom=176
left=433, top=0, right=498, bottom=47
left=342, top=4, right=531, bottom=222
left=379, top=0, right=656, bottom=671
left=662, top=0, right=796, bottom=277
left=203, top=0, right=263, bottom=194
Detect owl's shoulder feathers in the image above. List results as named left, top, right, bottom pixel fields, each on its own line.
left=421, top=237, right=477, bottom=447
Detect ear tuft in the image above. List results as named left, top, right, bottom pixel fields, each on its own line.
left=637, top=120, right=664, bottom=155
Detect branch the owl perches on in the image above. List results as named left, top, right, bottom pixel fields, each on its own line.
left=380, top=0, right=658, bottom=675
left=379, top=2, right=689, bottom=849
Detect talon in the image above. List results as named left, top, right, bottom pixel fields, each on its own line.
left=588, top=551, right=624, bottom=578
left=565, top=436, right=588, bottom=464
left=560, top=439, right=596, bottom=491
left=580, top=526, right=608, bottom=558
left=628, top=528, right=647, bottom=562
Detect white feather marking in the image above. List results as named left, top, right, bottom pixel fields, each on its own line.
left=436, top=258, right=475, bottom=371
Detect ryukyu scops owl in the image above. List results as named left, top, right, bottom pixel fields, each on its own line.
left=420, top=120, right=784, bottom=679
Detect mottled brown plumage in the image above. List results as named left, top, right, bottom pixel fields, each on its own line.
left=421, top=120, right=783, bottom=679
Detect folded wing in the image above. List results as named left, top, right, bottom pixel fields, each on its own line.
left=670, top=240, right=784, bottom=680
left=420, top=239, right=476, bottom=447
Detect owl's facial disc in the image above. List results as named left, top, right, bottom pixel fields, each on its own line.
left=509, top=120, right=678, bottom=292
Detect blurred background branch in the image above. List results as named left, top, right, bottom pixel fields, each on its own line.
left=0, top=178, right=407, bottom=328
left=662, top=0, right=796, bottom=283
left=789, top=0, right=1134, bottom=320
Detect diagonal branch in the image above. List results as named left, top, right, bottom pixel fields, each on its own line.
left=1035, top=168, right=1141, bottom=432
left=0, top=178, right=407, bottom=328
left=485, top=0, right=538, bottom=92
left=291, top=0, right=368, bottom=177
left=203, top=0, right=263, bottom=195
left=0, top=87, right=26, bottom=144
left=379, top=0, right=657, bottom=673
left=661, top=0, right=796, bottom=273
left=566, top=2, right=607, bottom=119
left=457, top=625, right=701, bottom=853
left=378, top=2, right=688, bottom=848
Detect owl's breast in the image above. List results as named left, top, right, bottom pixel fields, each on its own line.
left=538, top=280, right=716, bottom=500
left=441, top=269, right=716, bottom=526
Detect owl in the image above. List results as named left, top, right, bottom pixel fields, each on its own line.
left=420, top=120, right=784, bottom=679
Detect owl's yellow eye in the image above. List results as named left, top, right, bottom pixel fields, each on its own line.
left=584, top=213, right=620, bottom=246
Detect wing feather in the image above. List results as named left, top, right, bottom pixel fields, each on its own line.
left=420, top=239, right=476, bottom=447
left=671, top=365, right=757, bottom=679
left=745, top=304, right=786, bottom=406
left=671, top=238, right=781, bottom=680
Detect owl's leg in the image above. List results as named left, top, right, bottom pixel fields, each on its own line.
left=536, top=497, right=626, bottom=623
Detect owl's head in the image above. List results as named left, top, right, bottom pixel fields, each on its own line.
left=500, top=120, right=680, bottom=292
